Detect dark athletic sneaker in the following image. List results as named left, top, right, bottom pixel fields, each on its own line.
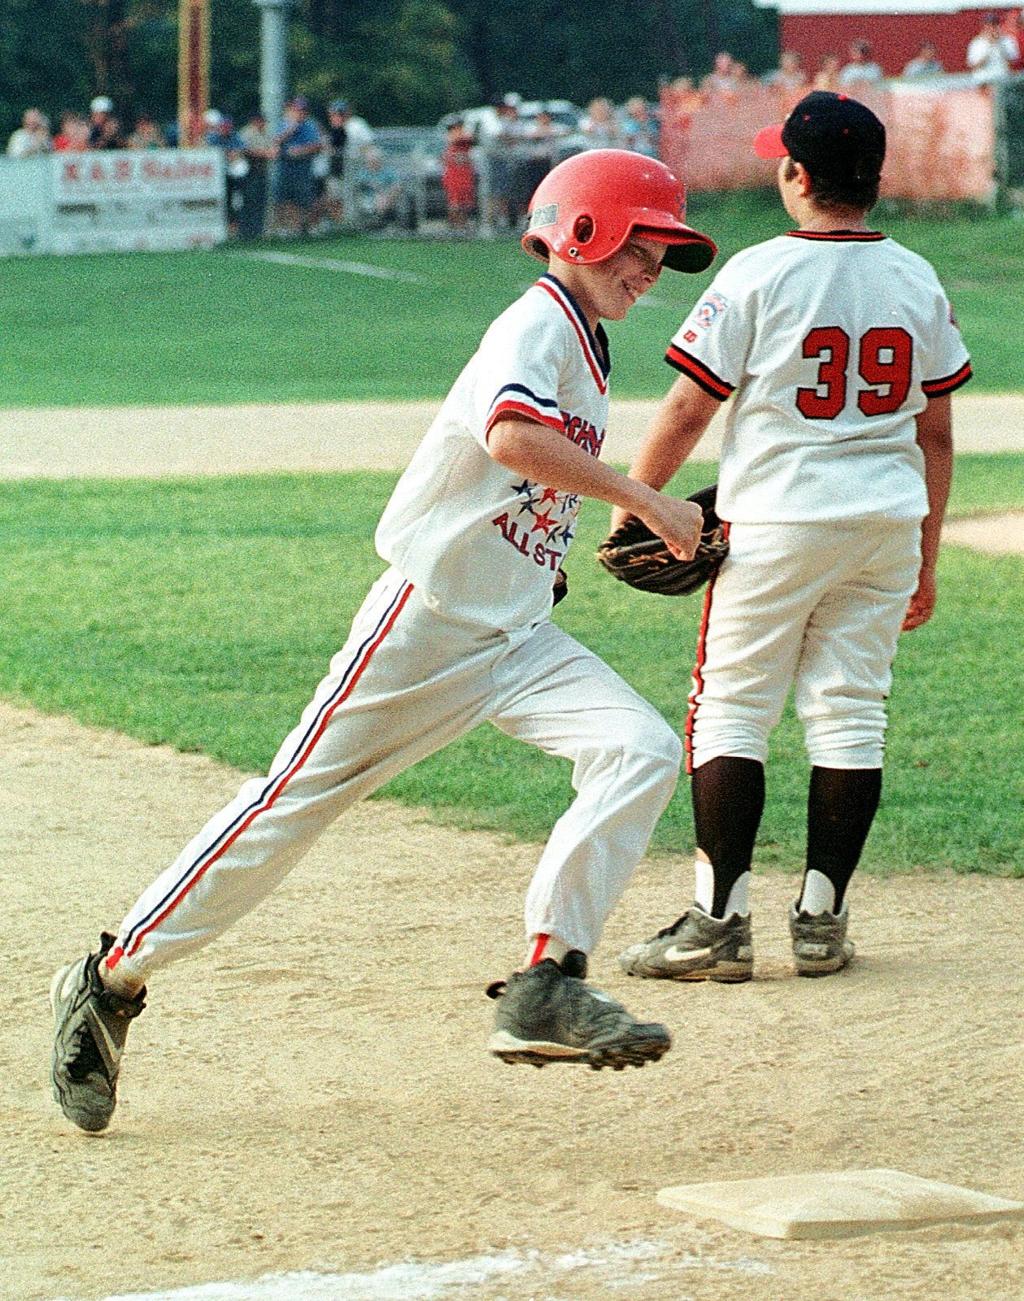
left=487, top=953, right=670, bottom=1071
left=50, top=932, right=146, bottom=1132
left=789, top=902, right=854, bottom=977
left=618, top=904, right=753, bottom=982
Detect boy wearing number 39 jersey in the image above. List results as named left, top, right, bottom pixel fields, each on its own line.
left=617, top=92, right=971, bottom=985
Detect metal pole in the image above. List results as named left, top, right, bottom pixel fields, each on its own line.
left=253, top=0, right=293, bottom=130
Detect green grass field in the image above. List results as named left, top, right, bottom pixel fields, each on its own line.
left=4, top=191, right=1022, bottom=406
left=3, top=208, right=1021, bottom=876
left=1, top=457, right=1021, bottom=875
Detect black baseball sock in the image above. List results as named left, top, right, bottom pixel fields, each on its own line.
left=691, top=755, right=766, bottom=918
left=801, top=766, right=882, bottom=914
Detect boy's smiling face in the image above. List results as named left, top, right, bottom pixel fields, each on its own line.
left=556, top=236, right=666, bottom=327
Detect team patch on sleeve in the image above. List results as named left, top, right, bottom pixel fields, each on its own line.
left=693, top=291, right=729, bottom=329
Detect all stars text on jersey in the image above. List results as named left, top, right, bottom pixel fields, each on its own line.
left=491, top=513, right=564, bottom=569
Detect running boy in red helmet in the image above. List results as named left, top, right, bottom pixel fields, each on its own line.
left=50, top=151, right=717, bottom=1131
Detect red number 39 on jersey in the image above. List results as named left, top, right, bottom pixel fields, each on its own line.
left=797, top=326, right=913, bottom=421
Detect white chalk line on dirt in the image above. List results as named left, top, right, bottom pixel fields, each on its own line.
left=233, top=250, right=427, bottom=283
left=72, top=1239, right=774, bottom=1301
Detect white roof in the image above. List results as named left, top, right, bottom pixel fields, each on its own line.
left=754, top=0, right=1017, bottom=13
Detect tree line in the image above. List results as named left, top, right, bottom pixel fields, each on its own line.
left=5, top=0, right=778, bottom=133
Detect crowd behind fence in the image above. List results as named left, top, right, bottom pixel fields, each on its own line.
left=4, top=43, right=1024, bottom=256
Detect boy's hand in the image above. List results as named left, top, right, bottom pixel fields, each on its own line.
left=902, top=566, right=936, bottom=631
left=633, top=490, right=703, bottom=560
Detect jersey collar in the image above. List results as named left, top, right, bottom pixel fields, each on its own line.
left=537, top=273, right=612, bottom=391
left=786, top=229, right=886, bottom=242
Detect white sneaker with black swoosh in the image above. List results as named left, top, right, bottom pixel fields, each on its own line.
left=618, top=904, right=753, bottom=982
left=50, top=932, right=146, bottom=1133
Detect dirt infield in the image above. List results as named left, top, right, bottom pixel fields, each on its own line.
left=3, top=396, right=1023, bottom=1300
left=5, top=700, right=1024, bottom=1301
left=1, top=391, right=1022, bottom=478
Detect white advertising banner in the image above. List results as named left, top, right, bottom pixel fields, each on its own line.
left=0, top=149, right=227, bottom=256
left=49, top=149, right=227, bottom=252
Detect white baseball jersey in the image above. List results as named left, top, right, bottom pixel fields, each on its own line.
left=667, top=231, right=972, bottom=524
left=376, top=272, right=610, bottom=630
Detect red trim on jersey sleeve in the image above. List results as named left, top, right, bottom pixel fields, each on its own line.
left=484, top=401, right=566, bottom=442
left=922, top=360, right=972, bottom=397
left=665, top=344, right=734, bottom=401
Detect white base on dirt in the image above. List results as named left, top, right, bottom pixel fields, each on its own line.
left=657, top=1168, right=1024, bottom=1240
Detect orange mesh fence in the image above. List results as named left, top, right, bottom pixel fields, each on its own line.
left=660, top=84, right=996, bottom=203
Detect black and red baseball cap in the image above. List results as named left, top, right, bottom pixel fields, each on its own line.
left=754, top=91, right=886, bottom=181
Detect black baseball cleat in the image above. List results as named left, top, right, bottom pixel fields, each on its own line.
left=486, top=952, right=670, bottom=1071
left=50, top=932, right=146, bottom=1132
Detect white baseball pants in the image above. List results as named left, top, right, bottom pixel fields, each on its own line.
left=108, top=568, right=681, bottom=980
left=687, top=519, right=921, bottom=772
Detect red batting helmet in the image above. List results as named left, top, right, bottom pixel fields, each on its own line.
left=522, top=149, right=716, bottom=274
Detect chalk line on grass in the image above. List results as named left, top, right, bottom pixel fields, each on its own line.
left=234, top=251, right=426, bottom=284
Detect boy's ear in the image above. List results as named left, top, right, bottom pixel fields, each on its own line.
left=793, top=160, right=814, bottom=197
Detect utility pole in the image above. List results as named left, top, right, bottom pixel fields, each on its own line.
left=178, top=0, right=210, bottom=145
left=253, top=0, right=295, bottom=129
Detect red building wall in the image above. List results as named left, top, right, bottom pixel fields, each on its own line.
left=781, top=7, right=1020, bottom=79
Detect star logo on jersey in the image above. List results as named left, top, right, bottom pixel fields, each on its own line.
left=531, top=511, right=557, bottom=535
left=554, top=522, right=575, bottom=545
left=538, top=487, right=560, bottom=506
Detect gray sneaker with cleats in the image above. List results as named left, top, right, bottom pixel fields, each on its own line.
left=50, top=932, right=146, bottom=1133
left=618, top=903, right=753, bottom=982
left=487, top=952, right=670, bottom=1071
left=790, top=902, right=854, bottom=976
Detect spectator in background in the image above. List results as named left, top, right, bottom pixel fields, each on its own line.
left=352, top=144, right=406, bottom=230
left=53, top=111, right=89, bottom=152
left=332, top=100, right=374, bottom=157
left=204, top=110, right=247, bottom=234
left=763, top=48, right=809, bottom=93
left=7, top=108, right=51, bottom=158
left=580, top=97, right=623, bottom=149
left=813, top=53, right=843, bottom=91
left=838, top=39, right=885, bottom=86
left=966, top=12, right=1020, bottom=85
left=518, top=109, right=566, bottom=212
left=319, top=100, right=352, bottom=227
left=701, top=51, right=742, bottom=96
left=128, top=113, right=166, bottom=149
left=440, top=119, right=476, bottom=233
left=620, top=96, right=659, bottom=156
left=477, top=96, right=522, bottom=231
left=272, top=96, right=323, bottom=235
left=664, top=77, right=705, bottom=129
left=88, top=96, right=125, bottom=149
left=901, top=41, right=945, bottom=79
left=313, top=98, right=373, bottom=230
left=309, top=108, right=332, bottom=228
left=238, top=110, right=276, bottom=239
